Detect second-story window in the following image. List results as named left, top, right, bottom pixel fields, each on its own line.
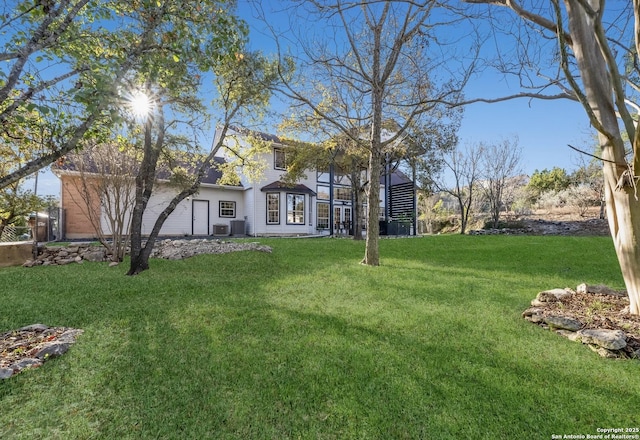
left=274, top=147, right=287, bottom=170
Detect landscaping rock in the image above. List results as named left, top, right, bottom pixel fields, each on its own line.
left=150, top=239, right=272, bottom=260
left=83, top=249, right=106, bottom=262
left=577, top=329, right=627, bottom=350
left=16, top=358, right=43, bottom=369
left=536, top=288, right=573, bottom=303
left=0, top=368, right=13, bottom=379
left=19, top=323, right=49, bottom=332
left=23, top=240, right=272, bottom=267
left=576, top=283, right=626, bottom=297
left=544, top=315, right=583, bottom=331
left=35, top=342, right=72, bottom=360
left=588, top=345, right=619, bottom=359
left=556, top=330, right=582, bottom=342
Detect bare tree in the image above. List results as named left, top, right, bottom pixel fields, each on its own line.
left=464, top=1, right=640, bottom=314
left=433, top=143, right=483, bottom=234
left=64, top=142, right=138, bottom=262
left=479, top=138, right=522, bottom=228
left=267, top=0, right=476, bottom=265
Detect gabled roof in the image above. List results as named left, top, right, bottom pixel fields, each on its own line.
left=228, top=125, right=283, bottom=144
left=260, top=181, right=316, bottom=195
left=382, top=169, right=413, bottom=186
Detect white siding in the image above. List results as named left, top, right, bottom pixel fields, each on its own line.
left=100, top=184, right=244, bottom=237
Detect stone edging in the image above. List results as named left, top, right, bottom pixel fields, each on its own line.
left=23, top=244, right=108, bottom=267
left=21, top=239, right=273, bottom=267
left=522, top=284, right=638, bottom=359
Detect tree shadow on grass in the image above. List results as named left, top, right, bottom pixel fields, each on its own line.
left=0, top=237, right=635, bottom=438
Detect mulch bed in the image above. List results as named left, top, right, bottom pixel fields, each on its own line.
left=532, top=291, right=640, bottom=357
left=0, top=326, right=79, bottom=376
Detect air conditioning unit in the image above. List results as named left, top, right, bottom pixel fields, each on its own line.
left=213, top=224, right=229, bottom=236
left=230, top=220, right=245, bottom=236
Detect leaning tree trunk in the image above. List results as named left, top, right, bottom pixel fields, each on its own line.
left=565, top=0, right=640, bottom=313
left=128, top=103, right=164, bottom=276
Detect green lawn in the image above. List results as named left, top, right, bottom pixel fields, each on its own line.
left=1, top=235, right=638, bottom=439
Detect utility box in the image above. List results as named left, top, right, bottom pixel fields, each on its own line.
left=213, top=224, right=229, bottom=236
left=230, top=220, right=245, bottom=236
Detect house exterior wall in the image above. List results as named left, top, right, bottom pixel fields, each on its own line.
left=60, top=175, right=102, bottom=239
left=223, top=128, right=319, bottom=236
left=116, top=184, right=245, bottom=237
left=62, top=177, right=245, bottom=239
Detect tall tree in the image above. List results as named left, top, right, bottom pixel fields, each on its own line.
left=527, top=167, right=572, bottom=203
left=269, top=0, right=476, bottom=265
left=0, top=100, right=52, bottom=238
left=0, top=0, right=237, bottom=189
left=479, top=138, right=522, bottom=228
left=127, top=47, right=282, bottom=275
left=465, top=1, right=640, bottom=314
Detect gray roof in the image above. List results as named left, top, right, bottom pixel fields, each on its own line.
left=54, top=154, right=241, bottom=187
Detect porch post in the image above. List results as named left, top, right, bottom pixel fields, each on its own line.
left=329, top=161, right=334, bottom=237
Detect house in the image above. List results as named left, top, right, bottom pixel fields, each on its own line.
left=54, top=126, right=416, bottom=239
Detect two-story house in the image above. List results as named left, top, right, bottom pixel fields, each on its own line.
left=54, top=126, right=416, bottom=239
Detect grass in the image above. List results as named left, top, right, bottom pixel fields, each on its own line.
left=1, top=235, right=638, bottom=439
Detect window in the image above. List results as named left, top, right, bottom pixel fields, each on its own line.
left=317, top=203, right=329, bottom=229
left=317, top=170, right=330, bottom=183
left=286, top=194, right=305, bottom=224
left=316, top=185, right=330, bottom=200
left=334, top=187, right=351, bottom=201
left=219, top=201, right=236, bottom=218
left=274, top=147, right=287, bottom=170
left=267, top=193, right=280, bottom=224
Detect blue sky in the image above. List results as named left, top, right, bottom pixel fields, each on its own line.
left=237, top=0, right=596, bottom=175
left=35, top=0, right=596, bottom=197
left=457, top=77, right=595, bottom=174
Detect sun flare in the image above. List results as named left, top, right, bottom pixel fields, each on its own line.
left=129, top=91, right=151, bottom=118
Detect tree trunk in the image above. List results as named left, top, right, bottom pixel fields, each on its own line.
left=565, top=0, right=640, bottom=313
left=127, top=121, right=230, bottom=275
left=128, top=103, right=164, bottom=276
left=350, top=160, right=364, bottom=240
left=363, top=145, right=381, bottom=265
left=601, top=151, right=640, bottom=314
left=457, top=197, right=468, bottom=234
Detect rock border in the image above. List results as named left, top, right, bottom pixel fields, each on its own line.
left=0, top=324, right=83, bottom=379
left=21, top=239, right=273, bottom=267
left=23, top=244, right=109, bottom=267
left=523, top=283, right=640, bottom=359
left=150, top=238, right=272, bottom=260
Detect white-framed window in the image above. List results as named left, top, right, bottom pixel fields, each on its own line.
left=267, top=193, right=280, bottom=224
left=274, top=147, right=287, bottom=170
left=219, top=201, right=236, bottom=218
left=316, top=185, right=330, bottom=200
left=286, top=193, right=305, bottom=225
left=334, top=187, right=351, bottom=201
left=317, top=203, right=329, bottom=229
